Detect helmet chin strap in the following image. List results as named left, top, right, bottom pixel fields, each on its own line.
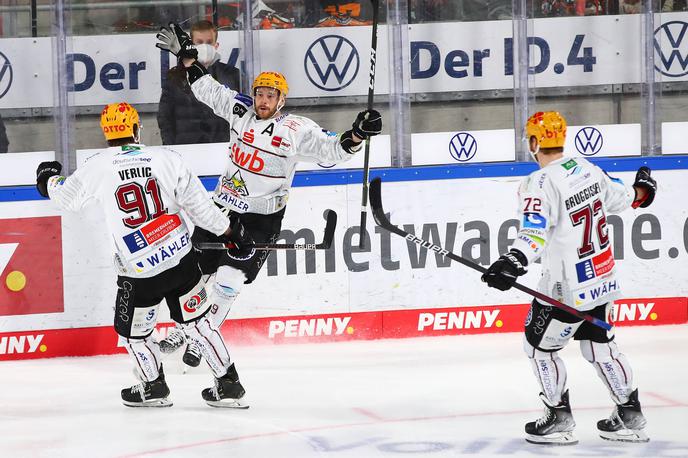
left=529, top=143, right=540, bottom=163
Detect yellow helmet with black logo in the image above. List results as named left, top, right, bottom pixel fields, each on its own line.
left=526, top=111, right=567, bottom=149
left=252, top=71, right=289, bottom=97
left=100, top=102, right=140, bottom=141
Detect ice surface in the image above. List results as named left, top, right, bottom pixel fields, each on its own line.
left=1, top=325, right=686, bottom=457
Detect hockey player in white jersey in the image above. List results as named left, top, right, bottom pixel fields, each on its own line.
left=481, top=111, right=657, bottom=445
left=155, top=24, right=382, bottom=365
left=35, top=102, right=255, bottom=408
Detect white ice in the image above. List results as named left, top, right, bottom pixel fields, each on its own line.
left=1, top=325, right=686, bottom=458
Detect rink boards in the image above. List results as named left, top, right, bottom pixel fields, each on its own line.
left=0, top=156, right=687, bottom=360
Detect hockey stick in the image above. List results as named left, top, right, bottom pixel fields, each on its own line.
left=357, top=0, right=380, bottom=249
left=196, top=210, right=337, bottom=251
left=368, top=178, right=612, bottom=331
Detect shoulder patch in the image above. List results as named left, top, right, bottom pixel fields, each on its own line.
left=234, top=93, right=253, bottom=107
left=233, top=104, right=248, bottom=118
left=561, top=159, right=578, bottom=170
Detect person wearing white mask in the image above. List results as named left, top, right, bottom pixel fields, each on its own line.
left=157, top=20, right=240, bottom=146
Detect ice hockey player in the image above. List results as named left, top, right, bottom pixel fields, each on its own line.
left=154, top=23, right=382, bottom=366
left=35, top=102, right=254, bottom=408
left=481, top=111, right=657, bottom=444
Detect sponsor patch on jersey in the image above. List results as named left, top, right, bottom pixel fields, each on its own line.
left=575, top=247, right=615, bottom=282
left=270, top=136, right=291, bottom=151
left=561, top=159, right=578, bottom=170
left=122, top=214, right=182, bottom=254
left=233, top=104, right=248, bottom=118
left=221, top=170, right=249, bottom=197
left=234, top=93, right=253, bottom=107
left=523, top=212, right=547, bottom=229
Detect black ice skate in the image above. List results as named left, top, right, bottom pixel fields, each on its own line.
left=159, top=327, right=186, bottom=354
left=121, top=365, right=172, bottom=408
left=597, top=389, right=649, bottom=442
left=182, top=339, right=203, bottom=367
left=202, top=364, right=249, bottom=409
left=525, top=390, right=577, bottom=445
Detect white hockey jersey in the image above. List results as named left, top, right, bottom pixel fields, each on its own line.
left=46, top=144, right=229, bottom=278
left=191, top=75, right=359, bottom=215
left=511, top=156, right=635, bottom=311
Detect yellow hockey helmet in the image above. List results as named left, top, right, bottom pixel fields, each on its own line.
left=526, top=111, right=567, bottom=149
left=252, top=71, right=289, bottom=97
left=100, top=102, right=140, bottom=141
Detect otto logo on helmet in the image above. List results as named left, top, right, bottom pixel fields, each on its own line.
left=100, top=102, right=141, bottom=142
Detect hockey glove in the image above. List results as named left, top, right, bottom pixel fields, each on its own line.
left=631, top=166, right=656, bottom=209
left=481, top=249, right=528, bottom=291
left=218, top=213, right=256, bottom=260
left=351, top=109, right=382, bottom=140
left=155, top=23, right=198, bottom=60
left=36, top=161, right=62, bottom=198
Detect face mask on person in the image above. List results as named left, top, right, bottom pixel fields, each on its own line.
left=196, top=44, right=221, bottom=68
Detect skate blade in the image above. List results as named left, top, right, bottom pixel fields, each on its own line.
left=205, top=398, right=250, bottom=409
left=599, top=429, right=649, bottom=443
left=123, top=398, right=173, bottom=408
left=526, top=432, right=578, bottom=446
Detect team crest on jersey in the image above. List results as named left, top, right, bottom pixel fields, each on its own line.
left=221, top=170, right=249, bottom=197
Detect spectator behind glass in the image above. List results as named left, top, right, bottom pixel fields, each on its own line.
left=157, top=20, right=240, bottom=145
left=0, top=114, right=8, bottom=154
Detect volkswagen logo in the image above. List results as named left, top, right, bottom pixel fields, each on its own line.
left=304, top=35, right=359, bottom=91
left=0, top=51, right=13, bottom=99
left=654, top=21, right=688, bottom=77
left=448, top=132, right=478, bottom=162
left=574, top=127, right=603, bottom=156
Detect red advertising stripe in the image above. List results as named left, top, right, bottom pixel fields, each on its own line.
left=0, top=297, right=685, bottom=361
left=0, top=216, right=64, bottom=316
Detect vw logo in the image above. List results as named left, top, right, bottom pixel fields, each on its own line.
left=654, top=21, right=688, bottom=77
left=0, top=52, right=13, bottom=99
left=317, top=163, right=336, bottom=169
left=448, top=132, right=478, bottom=162
left=574, top=127, right=603, bottom=156
left=304, top=35, right=359, bottom=91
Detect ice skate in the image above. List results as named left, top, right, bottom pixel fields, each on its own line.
left=525, top=390, right=577, bottom=445
left=158, top=327, right=186, bottom=354
left=598, top=389, right=649, bottom=442
left=182, top=339, right=203, bottom=367
left=121, top=365, right=172, bottom=408
left=202, top=364, right=249, bottom=409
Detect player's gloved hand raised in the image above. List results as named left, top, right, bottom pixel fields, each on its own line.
left=351, top=109, right=382, bottom=140
left=36, top=161, right=63, bottom=198
left=481, top=249, right=528, bottom=291
left=218, top=213, right=256, bottom=260
left=155, top=23, right=198, bottom=60
left=632, top=166, right=656, bottom=209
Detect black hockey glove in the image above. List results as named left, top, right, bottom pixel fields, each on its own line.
left=481, top=249, right=528, bottom=292
left=36, top=161, right=62, bottom=198
left=155, top=23, right=198, bottom=60
left=351, top=109, right=382, bottom=140
left=631, top=166, right=656, bottom=209
left=218, top=213, right=256, bottom=260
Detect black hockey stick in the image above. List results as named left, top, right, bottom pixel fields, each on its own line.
left=369, top=178, right=612, bottom=331
left=357, top=0, right=380, bottom=249
left=196, top=210, right=337, bottom=251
